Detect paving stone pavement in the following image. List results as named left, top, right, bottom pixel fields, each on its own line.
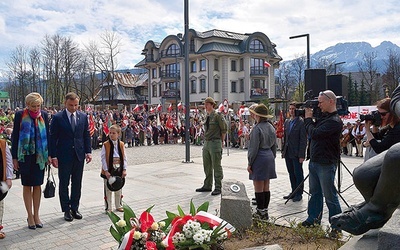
left=0, top=144, right=365, bottom=249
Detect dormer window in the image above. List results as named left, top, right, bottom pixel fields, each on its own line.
left=249, top=39, right=265, bottom=53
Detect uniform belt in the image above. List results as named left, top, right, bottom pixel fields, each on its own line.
left=206, top=138, right=221, bottom=142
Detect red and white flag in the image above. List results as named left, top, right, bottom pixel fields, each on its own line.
left=218, top=103, right=224, bottom=113
left=88, top=114, right=95, bottom=137
left=149, top=107, right=155, bottom=113
left=264, top=61, right=271, bottom=68
left=157, top=104, right=162, bottom=112
left=177, top=102, right=183, bottom=111
left=167, top=103, right=173, bottom=113
left=132, top=104, right=140, bottom=113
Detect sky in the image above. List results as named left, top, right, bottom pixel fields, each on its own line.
left=0, top=0, right=399, bottom=78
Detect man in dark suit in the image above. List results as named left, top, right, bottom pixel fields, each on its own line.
left=50, top=92, right=92, bottom=221
left=281, top=102, right=307, bottom=202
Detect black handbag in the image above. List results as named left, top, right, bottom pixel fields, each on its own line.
left=43, top=165, right=56, bottom=198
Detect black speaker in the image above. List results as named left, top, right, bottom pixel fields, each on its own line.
left=305, top=69, right=327, bottom=98
left=327, top=74, right=348, bottom=98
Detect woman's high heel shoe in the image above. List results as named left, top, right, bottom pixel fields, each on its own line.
left=35, top=223, right=43, bottom=228
left=27, top=219, right=36, bottom=230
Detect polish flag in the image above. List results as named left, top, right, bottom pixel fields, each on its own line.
left=167, top=103, right=173, bottom=113
left=157, top=104, right=162, bottom=112
left=132, top=104, right=140, bottom=113
left=149, top=107, right=155, bottom=113
left=177, top=102, right=183, bottom=111
left=218, top=103, right=225, bottom=113
left=264, top=61, right=271, bottom=68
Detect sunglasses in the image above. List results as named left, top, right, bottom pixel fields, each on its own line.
left=319, top=91, right=332, bottom=100
left=379, top=111, right=389, bottom=116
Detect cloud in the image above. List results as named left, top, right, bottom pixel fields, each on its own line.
left=0, top=0, right=399, bottom=71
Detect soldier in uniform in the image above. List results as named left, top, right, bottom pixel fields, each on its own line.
left=196, top=97, right=227, bottom=196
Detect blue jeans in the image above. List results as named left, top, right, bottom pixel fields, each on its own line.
left=285, top=157, right=304, bottom=197
left=306, top=161, right=342, bottom=228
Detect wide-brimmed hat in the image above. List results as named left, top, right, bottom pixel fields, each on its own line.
left=0, top=181, right=8, bottom=201
left=107, top=176, right=125, bottom=191
left=249, top=104, right=273, bottom=118
left=204, top=97, right=217, bottom=107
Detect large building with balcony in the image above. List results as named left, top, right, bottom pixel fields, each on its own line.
left=135, top=29, right=282, bottom=108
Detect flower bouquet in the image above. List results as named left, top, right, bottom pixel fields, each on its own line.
left=108, top=201, right=235, bottom=250
left=108, top=204, right=166, bottom=250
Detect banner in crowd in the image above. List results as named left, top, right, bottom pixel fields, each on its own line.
left=341, top=105, right=376, bottom=124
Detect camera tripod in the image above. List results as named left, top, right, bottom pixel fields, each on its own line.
left=284, top=158, right=353, bottom=208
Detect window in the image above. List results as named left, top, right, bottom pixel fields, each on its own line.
left=190, top=61, right=196, bottom=72
left=240, top=79, right=244, bottom=93
left=231, top=81, right=237, bottom=93
left=166, top=81, right=178, bottom=90
left=200, top=59, right=206, bottom=71
left=231, top=60, right=236, bottom=71
left=152, top=68, right=157, bottom=78
left=200, top=79, right=206, bottom=93
left=166, top=44, right=180, bottom=56
left=214, top=79, right=219, bottom=92
left=239, top=58, right=244, bottom=71
left=191, top=80, right=197, bottom=93
left=152, top=84, right=157, bottom=97
left=214, top=59, right=219, bottom=71
left=249, top=39, right=265, bottom=53
left=252, top=79, right=265, bottom=88
left=158, top=84, right=162, bottom=97
left=165, top=63, right=179, bottom=78
left=250, top=58, right=267, bottom=75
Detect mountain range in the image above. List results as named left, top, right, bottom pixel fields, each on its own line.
left=306, top=41, right=400, bottom=72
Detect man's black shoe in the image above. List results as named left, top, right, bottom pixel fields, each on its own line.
left=195, top=187, right=212, bottom=192
left=211, top=189, right=221, bottom=196
left=300, top=220, right=314, bottom=228
left=64, top=211, right=73, bottom=222
left=283, top=193, right=293, bottom=199
left=71, top=210, right=83, bottom=219
left=293, top=196, right=302, bottom=202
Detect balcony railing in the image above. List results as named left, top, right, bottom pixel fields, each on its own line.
left=250, top=88, right=268, bottom=98
left=250, top=66, right=269, bottom=75
left=162, top=89, right=180, bottom=99
left=160, top=70, right=180, bottom=80
left=160, top=49, right=180, bottom=58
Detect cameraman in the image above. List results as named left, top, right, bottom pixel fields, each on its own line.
left=363, top=98, right=400, bottom=158
left=301, top=90, right=342, bottom=238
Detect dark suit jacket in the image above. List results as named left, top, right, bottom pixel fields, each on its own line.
left=282, top=117, right=307, bottom=159
left=11, top=110, right=50, bottom=160
left=49, top=110, right=91, bottom=163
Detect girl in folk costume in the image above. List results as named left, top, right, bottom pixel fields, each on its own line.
left=0, top=139, right=13, bottom=239
left=100, top=125, right=127, bottom=213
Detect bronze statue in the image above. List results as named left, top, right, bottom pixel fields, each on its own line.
left=331, top=85, right=400, bottom=235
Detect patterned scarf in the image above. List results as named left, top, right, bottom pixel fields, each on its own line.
left=17, top=109, right=48, bottom=170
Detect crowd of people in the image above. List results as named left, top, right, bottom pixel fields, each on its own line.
left=2, top=88, right=400, bottom=240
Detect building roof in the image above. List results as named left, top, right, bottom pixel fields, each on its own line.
left=111, top=72, right=148, bottom=87
left=198, top=29, right=248, bottom=41
left=197, top=42, right=243, bottom=54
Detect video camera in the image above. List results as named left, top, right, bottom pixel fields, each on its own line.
left=294, top=96, right=349, bottom=119
left=360, top=111, right=382, bottom=126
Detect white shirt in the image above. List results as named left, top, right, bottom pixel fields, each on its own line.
left=100, top=140, right=128, bottom=172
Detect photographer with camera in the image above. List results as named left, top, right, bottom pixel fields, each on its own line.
left=363, top=98, right=400, bottom=160
left=300, top=90, right=343, bottom=238
left=331, top=85, right=400, bottom=236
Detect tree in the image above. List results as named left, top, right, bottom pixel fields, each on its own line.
left=291, top=54, right=306, bottom=101
left=357, top=52, right=379, bottom=104
left=383, top=49, right=400, bottom=95
left=6, top=45, right=30, bottom=107
left=314, top=56, right=336, bottom=75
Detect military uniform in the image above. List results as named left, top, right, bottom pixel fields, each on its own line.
left=201, top=109, right=227, bottom=194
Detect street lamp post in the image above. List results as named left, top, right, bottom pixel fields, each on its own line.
left=334, top=61, right=346, bottom=74
left=289, top=34, right=310, bottom=69
left=184, top=0, right=191, bottom=163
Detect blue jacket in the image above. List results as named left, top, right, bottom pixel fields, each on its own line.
left=49, top=110, right=91, bottom=162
